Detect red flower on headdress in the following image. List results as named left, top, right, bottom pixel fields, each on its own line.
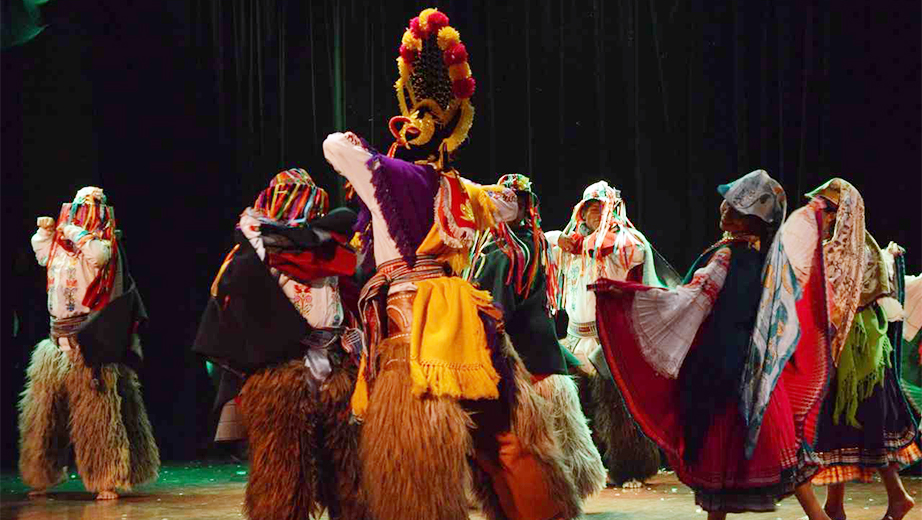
left=409, top=17, right=425, bottom=38
left=399, top=44, right=417, bottom=65
left=427, top=12, right=449, bottom=32
left=443, top=42, right=468, bottom=67
left=452, top=77, right=476, bottom=99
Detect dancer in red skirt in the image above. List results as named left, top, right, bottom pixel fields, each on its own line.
left=592, top=170, right=832, bottom=520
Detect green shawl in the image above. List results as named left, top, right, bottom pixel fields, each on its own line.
left=833, top=305, right=893, bottom=427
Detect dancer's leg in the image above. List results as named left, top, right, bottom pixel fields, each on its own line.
left=879, top=463, right=915, bottom=520
left=18, top=340, right=71, bottom=494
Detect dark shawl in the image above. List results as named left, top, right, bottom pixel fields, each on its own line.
left=472, top=227, right=569, bottom=376
left=678, top=241, right=765, bottom=464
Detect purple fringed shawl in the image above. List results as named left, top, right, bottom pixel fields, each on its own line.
left=354, top=153, right=440, bottom=268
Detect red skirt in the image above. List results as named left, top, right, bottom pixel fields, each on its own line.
left=593, top=250, right=830, bottom=512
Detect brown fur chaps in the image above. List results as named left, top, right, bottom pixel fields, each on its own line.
left=18, top=339, right=160, bottom=493
left=238, top=357, right=368, bottom=520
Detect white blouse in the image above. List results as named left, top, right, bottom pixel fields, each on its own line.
left=32, top=224, right=121, bottom=351
left=239, top=210, right=344, bottom=329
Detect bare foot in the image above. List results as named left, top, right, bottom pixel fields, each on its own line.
left=621, top=479, right=643, bottom=489
left=884, top=495, right=915, bottom=520
left=96, top=490, right=119, bottom=500
left=27, top=489, right=48, bottom=498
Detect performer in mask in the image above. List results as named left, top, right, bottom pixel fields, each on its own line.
left=467, top=173, right=607, bottom=500
left=324, top=8, right=583, bottom=520
left=20, top=186, right=159, bottom=500
left=193, top=169, right=368, bottom=520
left=547, top=180, right=674, bottom=488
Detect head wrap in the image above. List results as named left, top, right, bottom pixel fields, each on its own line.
left=252, top=168, right=329, bottom=225
left=562, top=181, right=645, bottom=273
left=717, top=169, right=787, bottom=225
left=807, top=178, right=867, bottom=364
left=468, top=174, right=556, bottom=305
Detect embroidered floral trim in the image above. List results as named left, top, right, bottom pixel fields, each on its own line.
left=434, top=172, right=477, bottom=249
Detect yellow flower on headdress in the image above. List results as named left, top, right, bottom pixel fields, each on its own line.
left=418, top=8, right=439, bottom=32
left=448, top=63, right=471, bottom=81
left=437, top=26, right=460, bottom=50
left=402, top=29, right=422, bottom=51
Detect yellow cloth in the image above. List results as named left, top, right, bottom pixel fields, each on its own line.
left=351, top=180, right=507, bottom=416
left=351, top=351, right=371, bottom=416
left=410, top=277, right=502, bottom=399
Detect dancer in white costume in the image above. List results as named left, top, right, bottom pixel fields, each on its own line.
left=548, top=181, right=674, bottom=488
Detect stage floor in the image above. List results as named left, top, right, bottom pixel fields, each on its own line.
left=1, top=461, right=919, bottom=520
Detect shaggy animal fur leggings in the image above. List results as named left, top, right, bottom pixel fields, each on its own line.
left=18, top=339, right=160, bottom=493
left=359, top=336, right=585, bottom=520
left=238, top=358, right=368, bottom=520
left=576, top=369, right=661, bottom=486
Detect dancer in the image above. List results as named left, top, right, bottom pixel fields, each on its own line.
left=193, top=169, right=368, bottom=520
left=900, top=272, right=922, bottom=470
left=901, top=273, right=921, bottom=415
left=787, top=179, right=920, bottom=520
left=592, top=170, right=833, bottom=519
left=467, top=173, right=607, bottom=499
left=547, top=180, right=672, bottom=488
left=19, top=186, right=160, bottom=500
left=323, top=8, right=582, bottom=520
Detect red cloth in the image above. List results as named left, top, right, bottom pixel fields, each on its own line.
left=266, top=243, right=356, bottom=283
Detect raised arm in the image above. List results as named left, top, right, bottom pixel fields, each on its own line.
left=323, top=132, right=374, bottom=204
left=61, top=224, right=112, bottom=268
left=31, top=217, right=55, bottom=266
left=460, top=179, right=519, bottom=226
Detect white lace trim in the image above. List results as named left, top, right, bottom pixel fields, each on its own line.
left=629, top=248, right=731, bottom=378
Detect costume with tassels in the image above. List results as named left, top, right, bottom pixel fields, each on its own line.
left=192, top=169, right=368, bottom=520
left=546, top=180, right=673, bottom=488
left=324, top=8, right=583, bottom=520
left=466, top=173, right=607, bottom=500
left=781, top=179, right=921, bottom=486
left=19, top=187, right=160, bottom=498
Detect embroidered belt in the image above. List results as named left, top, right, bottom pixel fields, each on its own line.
left=50, top=314, right=89, bottom=345
left=358, top=255, right=450, bottom=387
left=567, top=320, right=598, bottom=339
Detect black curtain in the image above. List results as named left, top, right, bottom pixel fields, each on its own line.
left=2, top=0, right=919, bottom=466
left=197, top=0, right=920, bottom=268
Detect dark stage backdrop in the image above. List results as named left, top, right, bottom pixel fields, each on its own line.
left=2, top=1, right=919, bottom=467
